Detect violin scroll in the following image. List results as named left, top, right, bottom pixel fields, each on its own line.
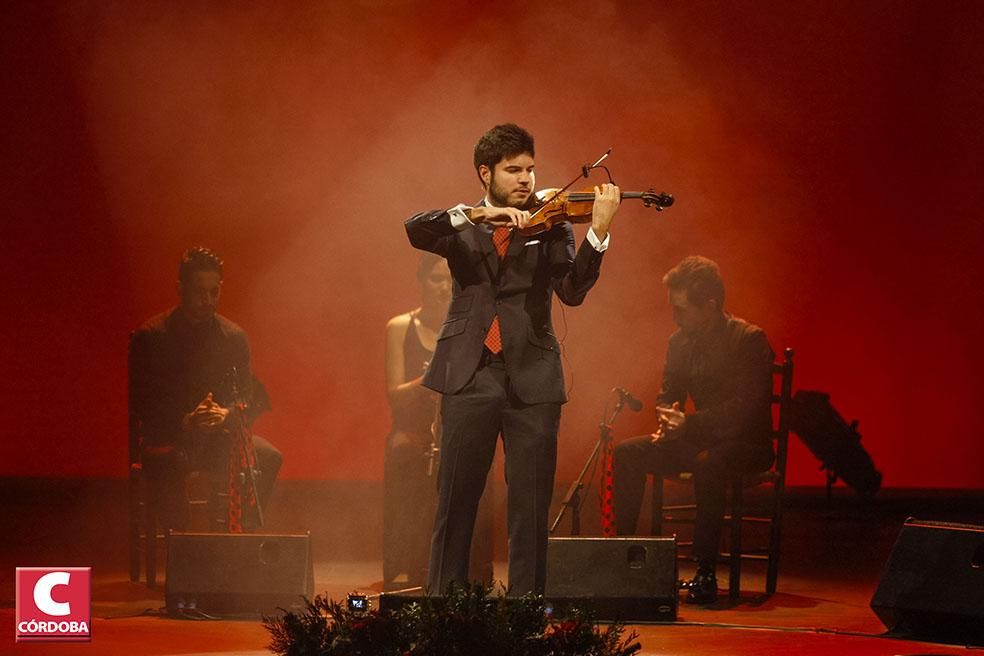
left=641, top=188, right=674, bottom=211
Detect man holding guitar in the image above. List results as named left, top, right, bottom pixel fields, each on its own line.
left=613, top=256, right=776, bottom=604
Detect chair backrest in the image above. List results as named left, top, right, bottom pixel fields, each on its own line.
left=770, top=348, right=795, bottom=487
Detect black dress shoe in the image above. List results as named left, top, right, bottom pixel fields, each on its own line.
left=684, top=570, right=718, bottom=604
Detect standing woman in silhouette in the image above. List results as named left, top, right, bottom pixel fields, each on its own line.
left=383, top=253, right=451, bottom=588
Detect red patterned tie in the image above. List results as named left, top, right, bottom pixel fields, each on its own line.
left=483, top=227, right=512, bottom=354
left=600, top=440, right=617, bottom=536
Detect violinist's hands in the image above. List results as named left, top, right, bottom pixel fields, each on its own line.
left=469, top=206, right=531, bottom=231
left=591, top=183, right=621, bottom=241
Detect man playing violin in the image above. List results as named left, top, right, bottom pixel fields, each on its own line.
left=612, top=256, right=775, bottom=604
left=405, top=123, right=621, bottom=595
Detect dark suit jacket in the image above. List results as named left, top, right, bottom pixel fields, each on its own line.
left=129, top=309, right=269, bottom=468
left=658, top=314, right=775, bottom=452
left=405, top=208, right=605, bottom=404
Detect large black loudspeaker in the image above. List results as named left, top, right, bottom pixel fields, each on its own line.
left=166, top=532, right=314, bottom=616
left=545, top=537, right=677, bottom=621
left=870, top=519, right=984, bottom=645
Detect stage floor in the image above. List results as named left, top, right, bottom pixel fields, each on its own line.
left=0, top=560, right=975, bottom=655
left=2, top=481, right=981, bottom=655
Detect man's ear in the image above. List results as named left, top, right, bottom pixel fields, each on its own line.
left=479, top=164, right=491, bottom=188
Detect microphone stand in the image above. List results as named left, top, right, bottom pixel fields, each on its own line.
left=427, top=398, right=441, bottom=478
left=550, top=391, right=626, bottom=536
left=229, top=368, right=264, bottom=529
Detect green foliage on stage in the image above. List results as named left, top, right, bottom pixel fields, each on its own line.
left=264, top=583, right=642, bottom=656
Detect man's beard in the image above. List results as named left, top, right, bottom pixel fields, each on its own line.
left=182, top=303, right=216, bottom=324
left=488, top=175, right=530, bottom=209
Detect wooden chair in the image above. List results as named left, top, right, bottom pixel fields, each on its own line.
left=128, top=329, right=164, bottom=587
left=128, top=393, right=164, bottom=587
left=127, top=412, right=145, bottom=585
left=650, top=347, right=794, bottom=600
left=128, top=350, right=212, bottom=588
left=128, top=450, right=213, bottom=588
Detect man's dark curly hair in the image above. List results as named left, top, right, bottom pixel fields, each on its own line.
left=663, top=255, right=725, bottom=308
left=178, top=246, right=224, bottom=285
left=473, top=123, right=535, bottom=184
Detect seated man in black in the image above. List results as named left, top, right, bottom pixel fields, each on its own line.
left=613, top=256, right=774, bottom=604
left=129, top=246, right=282, bottom=531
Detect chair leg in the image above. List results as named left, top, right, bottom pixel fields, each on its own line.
left=145, top=487, right=158, bottom=589
left=765, top=482, right=784, bottom=595
left=729, top=480, right=742, bottom=601
left=128, top=468, right=141, bottom=583
left=650, top=475, right=664, bottom=536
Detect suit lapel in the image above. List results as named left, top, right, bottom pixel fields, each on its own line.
left=505, top=231, right=527, bottom=260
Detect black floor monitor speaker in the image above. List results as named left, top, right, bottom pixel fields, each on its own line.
left=166, top=531, right=314, bottom=617
left=545, top=537, right=677, bottom=621
left=870, top=518, right=984, bottom=645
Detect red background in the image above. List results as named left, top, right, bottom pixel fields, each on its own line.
left=2, top=1, right=982, bottom=489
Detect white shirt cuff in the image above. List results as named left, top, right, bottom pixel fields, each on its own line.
left=448, top=204, right=474, bottom=231
left=586, top=227, right=610, bottom=252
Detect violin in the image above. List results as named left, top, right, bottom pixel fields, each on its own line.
left=516, top=147, right=674, bottom=236
left=519, top=187, right=674, bottom=236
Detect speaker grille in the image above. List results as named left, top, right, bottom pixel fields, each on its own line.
left=870, top=518, right=984, bottom=645
left=545, top=537, right=677, bottom=621
left=166, top=532, right=314, bottom=616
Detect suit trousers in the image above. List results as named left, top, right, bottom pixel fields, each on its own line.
left=427, top=351, right=561, bottom=596
left=613, top=434, right=773, bottom=566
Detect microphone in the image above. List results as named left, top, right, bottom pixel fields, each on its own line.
left=616, top=388, right=643, bottom=412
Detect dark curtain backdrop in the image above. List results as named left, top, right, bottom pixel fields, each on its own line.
left=2, top=0, right=982, bottom=488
